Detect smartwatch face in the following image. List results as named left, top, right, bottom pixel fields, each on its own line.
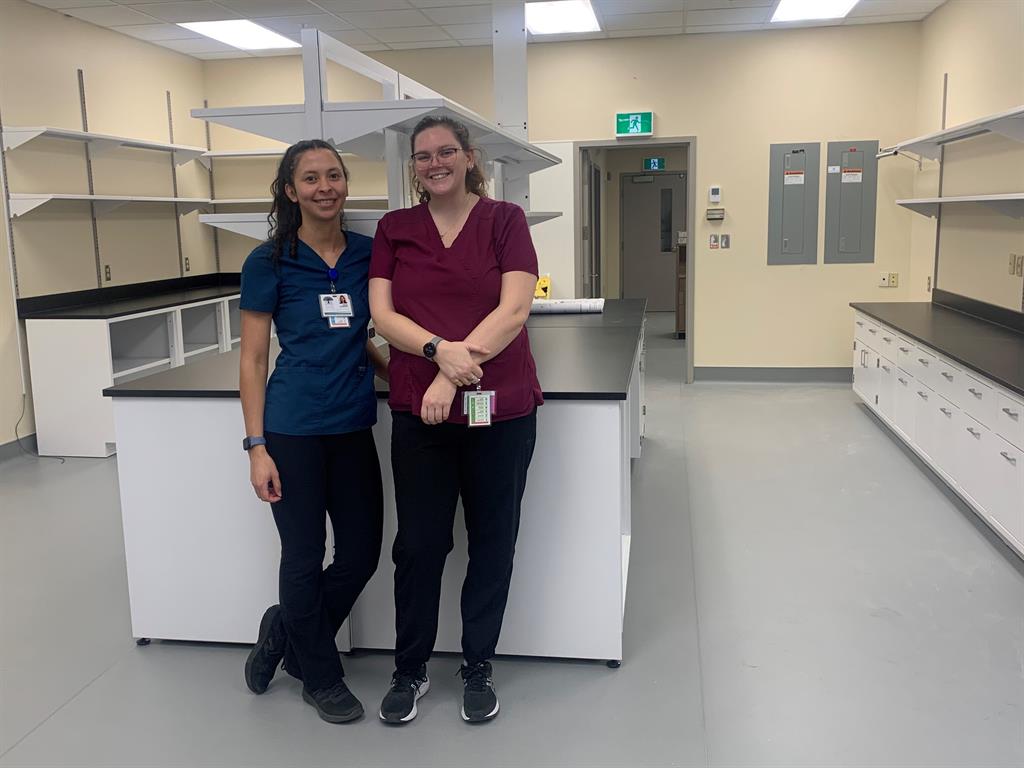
left=423, top=342, right=436, bottom=358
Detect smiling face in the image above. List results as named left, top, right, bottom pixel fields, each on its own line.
left=412, top=125, right=473, bottom=201
left=285, top=148, right=348, bottom=224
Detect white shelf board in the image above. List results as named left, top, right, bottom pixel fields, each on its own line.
left=211, top=198, right=273, bottom=205
left=896, top=193, right=1024, bottom=219
left=201, top=207, right=559, bottom=241
left=184, top=343, right=219, bottom=358
left=2, top=126, right=205, bottom=165
left=885, top=104, right=1024, bottom=160
left=198, top=148, right=359, bottom=169
left=112, top=356, right=171, bottom=379
left=9, top=194, right=209, bottom=218
left=192, top=99, right=560, bottom=180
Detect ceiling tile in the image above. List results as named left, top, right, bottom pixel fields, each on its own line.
left=214, top=0, right=322, bottom=16
left=158, top=36, right=248, bottom=52
left=419, top=4, right=490, bottom=25
left=408, top=0, right=493, bottom=7
left=613, top=26, right=685, bottom=37
left=458, top=38, right=491, bottom=47
left=372, top=25, right=451, bottom=42
left=193, top=50, right=252, bottom=57
left=682, top=0, right=771, bottom=9
left=352, top=42, right=392, bottom=51
left=316, top=0, right=412, bottom=11
left=593, top=0, right=686, bottom=14
left=334, top=8, right=433, bottom=27
left=847, top=0, right=944, bottom=17
left=528, top=30, right=607, bottom=43
left=685, top=7, right=771, bottom=25
left=63, top=4, right=158, bottom=24
left=686, top=22, right=764, bottom=33
left=25, top=0, right=114, bottom=8
left=255, top=14, right=350, bottom=33
left=441, top=22, right=490, bottom=39
left=387, top=39, right=459, bottom=49
left=113, top=22, right=204, bottom=39
left=124, top=2, right=238, bottom=23
left=843, top=13, right=931, bottom=25
left=320, top=28, right=380, bottom=45
left=601, top=11, right=684, bottom=30
left=247, top=47, right=302, bottom=56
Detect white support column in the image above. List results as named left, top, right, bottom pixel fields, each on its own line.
left=492, top=2, right=530, bottom=208
left=301, top=28, right=325, bottom=139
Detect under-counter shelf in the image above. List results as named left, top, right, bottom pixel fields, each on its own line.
left=1, top=126, right=206, bottom=165
left=110, top=313, right=175, bottom=381
left=180, top=303, right=222, bottom=360
left=896, top=193, right=1024, bottom=219
left=9, top=193, right=209, bottom=218
left=227, top=297, right=241, bottom=345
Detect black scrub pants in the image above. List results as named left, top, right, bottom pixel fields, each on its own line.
left=265, top=429, right=383, bottom=691
left=390, top=409, right=537, bottom=673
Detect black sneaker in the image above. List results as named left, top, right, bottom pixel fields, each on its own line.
left=244, top=605, right=286, bottom=694
left=379, top=665, right=430, bottom=724
left=459, top=661, right=499, bottom=723
left=302, top=680, right=364, bottom=723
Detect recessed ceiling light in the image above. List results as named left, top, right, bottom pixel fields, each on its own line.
left=771, top=0, right=860, bottom=23
left=177, top=20, right=300, bottom=50
left=526, top=0, right=601, bottom=35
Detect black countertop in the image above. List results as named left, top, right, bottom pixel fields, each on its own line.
left=24, top=286, right=241, bottom=320
left=851, top=301, right=1024, bottom=398
left=104, top=303, right=644, bottom=401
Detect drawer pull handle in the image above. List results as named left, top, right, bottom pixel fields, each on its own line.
left=882, top=336, right=892, bottom=342
left=899, top=347, right=910, bottom=353
left=882, top=365, right=891, bottom=373
left=940, top=407, right=952, bottom=417
left=1001, top=451, right=1018, bottom=466
left=856, top=321, right=864, bottom=327
left=941, top=372, right=954, bottom=381
left=918, top=359, right=930, bottom=366
left=917, top=391, right=928, bottom=400
left=868, top=328, right=877, bottom=334
left=898, top=378, right=907, bottom=385
left=968, top=388, right=982, bottom=398
left=966, top=427, right=981, bottom=438
left=1003, top=408, right=1020, bottom=420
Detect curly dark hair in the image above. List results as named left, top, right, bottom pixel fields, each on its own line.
left=267, top=139, right=349, bottom=264
left=409, top=116, right=488, bottom=203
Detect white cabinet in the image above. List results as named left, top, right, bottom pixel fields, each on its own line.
left=852, top=309, right=1024, bottom=557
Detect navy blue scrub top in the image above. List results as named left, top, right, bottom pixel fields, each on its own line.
left=240, top=232, right=376, bottom=436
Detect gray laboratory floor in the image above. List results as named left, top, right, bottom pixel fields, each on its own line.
left=2, top=312, right=1024, bottom=767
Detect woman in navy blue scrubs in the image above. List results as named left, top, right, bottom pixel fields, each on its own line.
left=237, top=139, right=388, bottom=724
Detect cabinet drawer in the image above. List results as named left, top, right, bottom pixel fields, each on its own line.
left=959, top=373, right=996, bottom=428
left=934, top=358, right=962, bottom=405
left=909, top=347, right=937, bottom=389
left=895, top=338, right=916, bottom=373
left=988, top=435, right=1024, bottom=546
left=853, top=315, right=881, bottom=346
left=995, top=391, right=1024, bottom=450
left=876, top=327, right=900, bottom=360
left=954, top=411, right=992, bottom=512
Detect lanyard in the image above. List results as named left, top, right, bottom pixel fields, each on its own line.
left=327, top=267, right=338, bottom=293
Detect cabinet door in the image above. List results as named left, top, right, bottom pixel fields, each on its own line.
left=876, top=356, right=896, bottom=422
left=852, top=341, right=870, bottom=402
left=954, top=411, right=992, bottom=513
left=914, top=385, right=937, bottom=462
left=987, top=436, right=1024, bottom=547
left=934, top=358, right=961, bottom=405
left=932, top=395, right=960, bottom=478
left=995, top=391, right=1024, bottom=450
left=893, top=370, right=916, bottom=442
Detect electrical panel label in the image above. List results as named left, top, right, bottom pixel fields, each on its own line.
left=842, top=168, right=863, bottom=183
left=784, top=170, right=805, bottom=185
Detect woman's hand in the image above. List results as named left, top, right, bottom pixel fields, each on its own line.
left=421, top=375, right=458, bottom=425
left=434, top=341, right=490, bottom=387
left=249, top=447, right=282, bottom=503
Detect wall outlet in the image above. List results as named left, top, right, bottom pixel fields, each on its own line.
left=1016, top=254, right=1023, bottom=277
left=888, top=272, right=899, bottom=288
left=104, top=265, right=111, bottom=282
left=184, top=257, right=191, bottom=272
left=879, top=272, right=890, bottom=287
left=1011, top=254, right=1018, bottom=275
left=720, top=234, right=730, bottom=249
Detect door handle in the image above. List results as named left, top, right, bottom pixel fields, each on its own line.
left=917, top=358, right=930, bottom=366
left=1002, top=408, right=1020, bottom=420
left=968, top=388, right=982, bottom=398
left=899, top=347, right=910, bottom=353
left=917, top=391, right=928, bottom=400
left=940, top=407, right=952, bottom=417
left=941, top=372, right=954, bottom=381
left=1001, top=451, right=1018, bottom=466
left=966, top=427, right=981, bottom=438
left=882, top=336, right=892, bottom=343
left=868, top=328, right=878, bottom=335
left=856, top=321, right=864, bottom=327
left=882, top=365, right=891, bottom=373
left=898, top=377, right=907, bottom=385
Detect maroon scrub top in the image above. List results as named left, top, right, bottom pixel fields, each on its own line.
left=370, top=197, right=544, bottom=424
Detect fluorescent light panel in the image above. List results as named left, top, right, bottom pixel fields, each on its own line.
left=177, top=20, right=300, bottom=50
left=526, top=0, right=601, bottom=35
left=771, top=0, right=860, bottom=22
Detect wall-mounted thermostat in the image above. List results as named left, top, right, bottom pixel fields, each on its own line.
left=709, top=185, right=721, bottom=203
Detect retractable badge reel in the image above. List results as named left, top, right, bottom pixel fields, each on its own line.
left=319, top=267, right=354, bottom=329
left=463, top=383, right=496, bottom=428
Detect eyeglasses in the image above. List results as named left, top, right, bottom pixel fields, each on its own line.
left=411, top=146, right=461, bottom=166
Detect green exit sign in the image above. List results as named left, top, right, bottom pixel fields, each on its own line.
left=616, top=111, right=653, bottom=137
left=643, top=157, right=666, bottom=170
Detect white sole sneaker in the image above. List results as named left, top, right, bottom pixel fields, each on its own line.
left=461, top=699, right=499, bottom=722
left=379, top=678, right=430, bottom=724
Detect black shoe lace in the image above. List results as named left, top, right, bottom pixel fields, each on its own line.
left=318, top=681, right=350, bottom=703
left=391, top=670, right=422, bottom=692
left=458, top=662, right=491, bottom=693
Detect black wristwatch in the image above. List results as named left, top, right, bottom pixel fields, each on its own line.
left=242, top=435, right=267, bottom=451
left=423, top=336, right=444, bottom=360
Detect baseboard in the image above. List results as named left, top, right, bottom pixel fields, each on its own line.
left=0, top=433, right=37, bottom=462
left=693, top=367, right=853, bottom=383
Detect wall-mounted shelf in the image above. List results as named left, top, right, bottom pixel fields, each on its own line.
left=881, top=104, right=1024, bottom=161
left=200, top=208, right=561, bottom=241
left=9, top=193, right=209, bottom=217
left=2, top=126, right=206, bottom=166
left=896, top=193, right=1024, bottom=219
left=209, top=196, right=387, bottom=206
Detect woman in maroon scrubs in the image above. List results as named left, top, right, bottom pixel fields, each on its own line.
left=369, top=116, right=542, bottom=724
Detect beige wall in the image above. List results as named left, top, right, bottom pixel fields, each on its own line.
left=0, top=0, right=210, bottom=446
left=913, top=0, right=1024, bottom=310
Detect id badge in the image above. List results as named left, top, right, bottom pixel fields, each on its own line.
left=319, top=293, right=354, bottom=318
left=463, top=390, right=495, bottom=427
left=328, top=316, right=350, bottom=329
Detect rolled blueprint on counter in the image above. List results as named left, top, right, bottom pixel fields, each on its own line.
left=530, top=298, right=606, bottom=314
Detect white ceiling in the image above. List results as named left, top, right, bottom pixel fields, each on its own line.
left=26, top=0, right=948, bottom=58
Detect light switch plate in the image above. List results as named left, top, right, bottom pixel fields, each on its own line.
left=1016, top=254, right=1023, bottom=277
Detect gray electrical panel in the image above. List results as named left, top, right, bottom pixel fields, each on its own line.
left=824, top=140, right=878, bottom=264
left=767, top=142, right=820, bottom=265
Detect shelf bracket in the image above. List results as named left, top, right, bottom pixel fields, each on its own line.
left=9, top=196, right=48, bottom=217
left=1, top=128, right=46, bottom=152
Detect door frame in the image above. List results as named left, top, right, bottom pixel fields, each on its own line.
left=574, top=136, right=697, bottom=384
left=618, top=169, right=686, bottom=309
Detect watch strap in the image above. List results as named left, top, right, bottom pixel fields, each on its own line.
left=243, top=435, right=267, bottom=451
